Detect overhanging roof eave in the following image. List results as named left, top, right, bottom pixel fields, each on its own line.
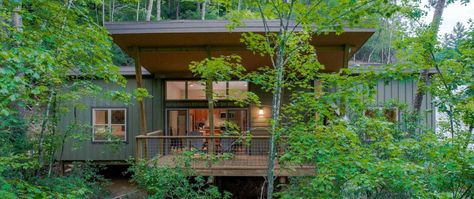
left=105, top=20, right=375, bottom=35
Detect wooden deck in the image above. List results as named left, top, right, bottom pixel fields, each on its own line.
left=149, top=154, right=315, bottom=176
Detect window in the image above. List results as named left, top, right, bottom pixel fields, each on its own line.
left=187, top=81, right=206, bottom=99
left=228, top=81, right=248, bottom=99
left=165, top=81, right=248, bottom=100
left=213, top=82, right=227, bottom=99
left=166, top=81, right=186, bottom=99
left=365, top=107, right=398, bottom=122
left=92, top=108, right=127, bottom=142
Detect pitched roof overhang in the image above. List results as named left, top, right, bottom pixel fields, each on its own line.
left=106, top=20, right=375, bottom=75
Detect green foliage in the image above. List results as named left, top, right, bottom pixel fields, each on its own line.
left=278, top=71, right=474, bottom=198
left=129, top=158, right=231, bottom=199
left=226, top=1, right=399, bottom=197
left=0, top=0, right=128, bottom=197
left=0, top=156, right=109, bottom=198
left=189, top=55, right=246, bottom=83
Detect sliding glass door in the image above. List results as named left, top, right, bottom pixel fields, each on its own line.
left=167, top=110, right=187, bottom=136
left=166, top=108, right=248, bottom=137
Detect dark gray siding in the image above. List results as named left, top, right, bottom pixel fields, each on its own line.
left=60, top=77, right=163, bottom=161
left=250, top=78, right=436, bottom=130
left=59, top=77, right=435, bottom=161
left=374, top=78, right=436, bottom=129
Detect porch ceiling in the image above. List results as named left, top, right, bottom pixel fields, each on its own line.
left=106, top=20, right=374, bottom=74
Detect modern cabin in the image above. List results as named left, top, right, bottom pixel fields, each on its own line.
left=59, top=20, right=436, bottom=177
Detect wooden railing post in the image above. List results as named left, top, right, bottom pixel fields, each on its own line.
left=135, top=137, right=140, bottom=159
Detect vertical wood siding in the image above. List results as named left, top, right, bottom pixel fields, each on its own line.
left=60, top=77, right=435, bottom=161
left=374, top=78, right=436, bottom=129
left=60, top=77, right=162, bottom=161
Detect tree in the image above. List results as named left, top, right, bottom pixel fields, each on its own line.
left=189, top=55, right=247, bottom=156
left=157, top=0, right=162, bottom=21
left=225, top=0, right=398, bottom=197
left=0, top=0, right=134, bottom=188
left=412, top=0, right=447, bottom=114
left=145, top=0, right=154, bottom=21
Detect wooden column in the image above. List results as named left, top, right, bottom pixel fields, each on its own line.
left=343, top=44, right=351, bottom=68
left=133, top=47, right=148, bottom=135
left=133, top=47, right=148, bottom=159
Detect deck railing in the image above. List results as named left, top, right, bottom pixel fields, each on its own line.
left=135, top=135, right=283, bottom=168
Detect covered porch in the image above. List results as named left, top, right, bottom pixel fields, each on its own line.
left=105, top=20, right=374, bottom=176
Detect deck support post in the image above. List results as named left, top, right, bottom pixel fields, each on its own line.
left=59, top=161, right=65, bottom=176
left=278, top=176, right=287, bottom=184
left=133, top=47, right=148, bottom=158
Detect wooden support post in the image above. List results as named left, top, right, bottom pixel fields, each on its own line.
left=314, top=80, right=322, bottom=123
left=278, top=176, right=287, bottom=184
left=135, top=137, right=140, bottom=159
left=134, top=48, right=148, bottom=134
left=133, top=47, right=148, bottom=158
left=59, top=161, right=65, bottom=176
left=343, top=44, right=351, bottom=68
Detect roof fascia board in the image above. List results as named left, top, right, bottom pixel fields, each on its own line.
left=106, top=20, right=375, bottom=35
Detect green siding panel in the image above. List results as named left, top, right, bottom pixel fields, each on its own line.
left=60, top=77, right=436, bottom=161
left=60, top=77, right=160, bottom=161
left=374, top=78, right=435, bottom=130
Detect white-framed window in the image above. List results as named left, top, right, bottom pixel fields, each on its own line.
left=92, top=108, right=127, bottom=142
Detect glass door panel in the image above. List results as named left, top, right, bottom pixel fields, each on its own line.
left=167, top=110, right=187, bottom=136
left=166, top=110, right=187, bottom=154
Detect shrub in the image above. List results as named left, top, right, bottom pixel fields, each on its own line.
left=129, top=158, right=231, bottom=199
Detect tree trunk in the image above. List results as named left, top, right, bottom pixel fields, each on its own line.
left=237, top=0, right=242, bottom=11
left=206, top=80, right=214, bottom=155
left=145, top=0, right=154, bottom=21
left=59, top=107, right=76, bottom=167
left=156, top=0, right=161, bottom=21
left=95, top=3, right=99, bottom=23
left=201, top=1, right=206, bottom=20
left=413, top=0, right=446, bottom=113
left=111, top=0, right=115, bottom=22
left=267, top=33, right=286, bottom=199
left=136, top=0, right=140, bottom=21
left=387, top=20, right=392, bottom=64
left=196, top=0, right=201, bottom=17
left=12, top=4, right=23, bottom=32
left=47, top=93, right=58, bottom=177
left=37, top=91, right=55, bottom=175
left=367, top=48, right=375, bottom=63
left=102, top=0, right=105, bottom=24
left=168, top=0, right=171, bottom=18
left=175, top=0, right=180, bottom=19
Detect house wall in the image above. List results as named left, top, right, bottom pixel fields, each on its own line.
left=59, top=76, right=434, bottom=161
left=374, top=78, right=435, bottom=129
left=250, top=77, right=436, bottom=130
left=59, top=76, right=163, bottom=161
